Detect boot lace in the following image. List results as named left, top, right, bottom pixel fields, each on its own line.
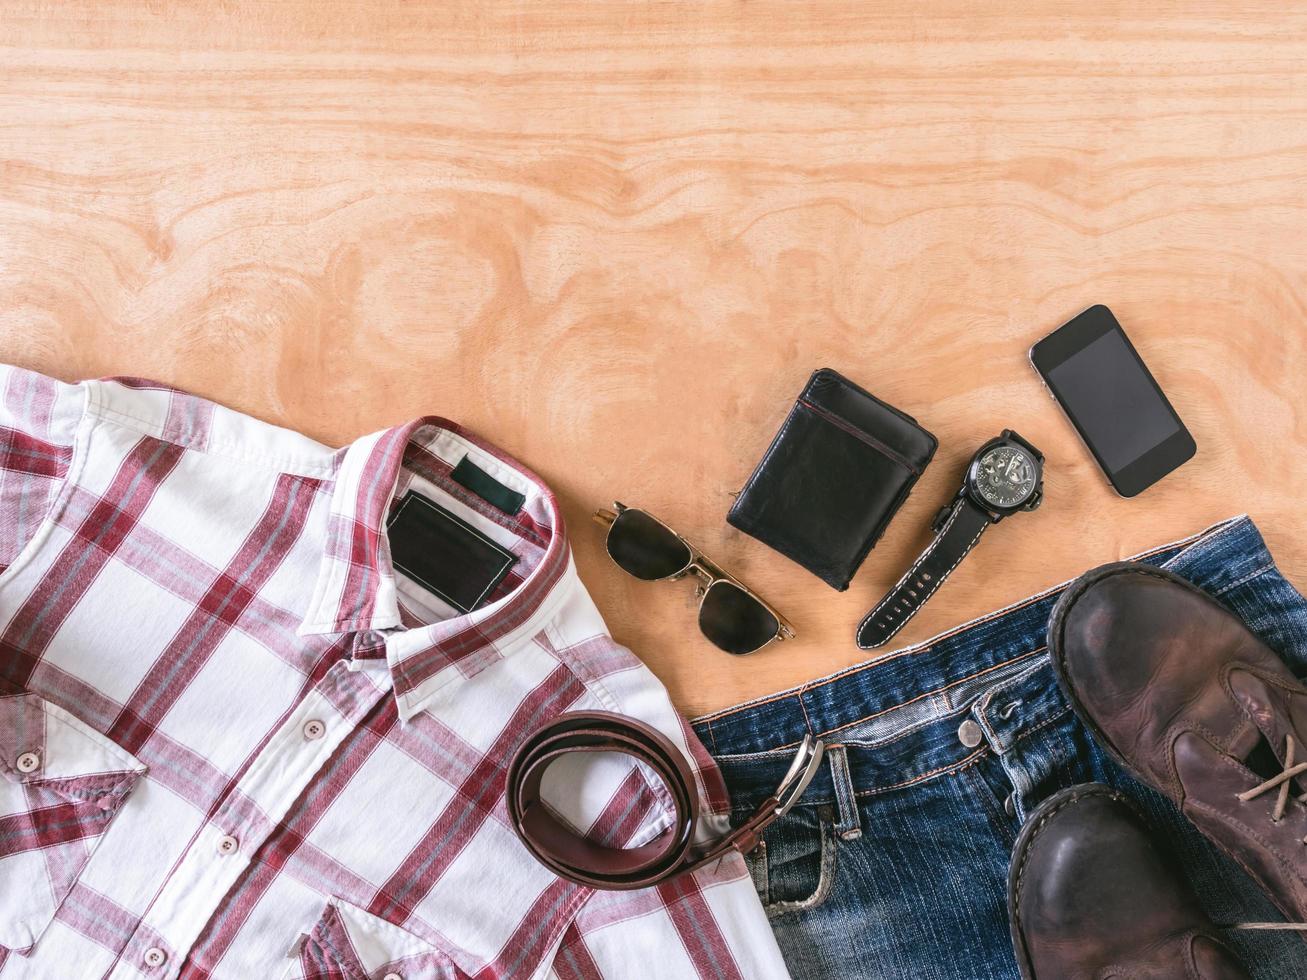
left=1225, top=733, right=1307, bottom=932
left=1236, top=733, right=1307, bottom=836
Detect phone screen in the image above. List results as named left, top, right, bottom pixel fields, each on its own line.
left=1045, top=329, right=1180, bottom=472
left=1033, top=305, right=1194, bottom=496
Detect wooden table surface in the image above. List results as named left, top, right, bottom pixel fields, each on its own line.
left=3, top=2, right=1305, bottom=718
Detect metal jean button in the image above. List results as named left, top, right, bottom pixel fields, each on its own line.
left=957, top=719, right=984, bottom=749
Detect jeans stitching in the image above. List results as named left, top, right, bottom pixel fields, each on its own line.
left=852, top=747, right=988, bottom=799
left=1206, top=561, right=1275, bottom=596
left=743, top=648, right=1050, bottom=754
left=759, top=814, right=839, bottom=919
left=825, top=745, right=863, bottom=839
left=961, top=762, right=1018, bottom=846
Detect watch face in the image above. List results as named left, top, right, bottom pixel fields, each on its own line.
left=973, top=445, right=1038, bottom=509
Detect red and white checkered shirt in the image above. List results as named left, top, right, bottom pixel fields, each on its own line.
left=0, top=365, right=788, bottom=980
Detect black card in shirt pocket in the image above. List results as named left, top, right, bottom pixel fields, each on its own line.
left=388, top=492, right=519, bottom=612
left=727, top=369, right=937, bottom=591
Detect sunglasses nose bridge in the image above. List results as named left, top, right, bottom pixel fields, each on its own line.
left=685, top=562, right=714, bottom=584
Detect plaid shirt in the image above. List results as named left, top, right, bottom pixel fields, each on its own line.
left=0, top=366, right=788, bottom=980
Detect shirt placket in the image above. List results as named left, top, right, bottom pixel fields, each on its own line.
left=106, top=656, right=391, bottom=979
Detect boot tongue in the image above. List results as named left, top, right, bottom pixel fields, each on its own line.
left=1227, top=670, right=1276, bottom=758
left=1227, top=669, right=1307, bottom=764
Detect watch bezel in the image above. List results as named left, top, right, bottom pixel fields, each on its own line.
left=964, top=431, right=1044, bottom=516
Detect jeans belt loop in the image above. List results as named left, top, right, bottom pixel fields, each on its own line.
left=824, top=744, right=863, bottom=840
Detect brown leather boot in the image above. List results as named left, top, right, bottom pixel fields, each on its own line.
left=1049, top=561, right=1307, bottom=925
left=1009, top=783, right=1251, bottom=979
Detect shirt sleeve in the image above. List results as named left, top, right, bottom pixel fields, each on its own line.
left=0, top=365, right=85, bottom=579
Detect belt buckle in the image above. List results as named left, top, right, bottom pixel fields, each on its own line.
left=774, top=736, right=825, bottom=816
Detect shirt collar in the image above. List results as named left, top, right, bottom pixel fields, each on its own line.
left=299, top=417, right=571, bottom=721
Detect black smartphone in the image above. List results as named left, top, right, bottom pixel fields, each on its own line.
left=1030, top=305, right=1195, bottom=497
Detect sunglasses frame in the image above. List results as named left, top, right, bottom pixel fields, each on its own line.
left=593, top=501, right=795, bottom=654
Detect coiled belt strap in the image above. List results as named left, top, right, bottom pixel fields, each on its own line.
left=507, top=710, right=824, bottom=891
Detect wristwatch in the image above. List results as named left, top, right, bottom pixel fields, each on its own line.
left=856, top=430, right=1044, bottom=649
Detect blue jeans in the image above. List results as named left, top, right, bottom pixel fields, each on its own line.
left=693, top=517, right=1307, bottom=979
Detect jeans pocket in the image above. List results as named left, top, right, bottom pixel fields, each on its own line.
left=744, top=804, right=838, bottom=918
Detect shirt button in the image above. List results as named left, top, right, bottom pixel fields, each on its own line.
left=216, top=834, right=239, bottom=856
left=383, top=973, right=402, bottom=980
left=302, top=719, right=326, bottom=740
left=15, top=751, right=40, bottom=774
left=957, top=719, right=984, bottom=749
left=143, top=946, right=167, bottom=967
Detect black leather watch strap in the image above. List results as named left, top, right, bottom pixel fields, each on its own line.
left=856, top=496, right=993, bottom=649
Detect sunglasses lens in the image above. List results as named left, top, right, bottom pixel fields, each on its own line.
left=606, top=509, right=693, bottom=581
left=699, top=581, right=780, bottom=655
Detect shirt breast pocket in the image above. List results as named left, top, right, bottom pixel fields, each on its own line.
left=0, top=691, right=146, bottom=955
left=282, top=899, right=456, bottom=980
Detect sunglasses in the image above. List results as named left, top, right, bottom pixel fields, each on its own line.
left=594, top=502, right=795, bottom=656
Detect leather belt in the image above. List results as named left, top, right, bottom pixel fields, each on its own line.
left=506, top=710, right=824, bottom=891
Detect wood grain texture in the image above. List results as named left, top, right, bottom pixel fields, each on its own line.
left=2, top=1, right=1306, bottom=716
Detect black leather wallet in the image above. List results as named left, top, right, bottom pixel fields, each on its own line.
left=727, top=368, right=937, bottom=591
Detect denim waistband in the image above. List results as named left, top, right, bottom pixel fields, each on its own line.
left=693, top=515, right=1279, bottom=808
